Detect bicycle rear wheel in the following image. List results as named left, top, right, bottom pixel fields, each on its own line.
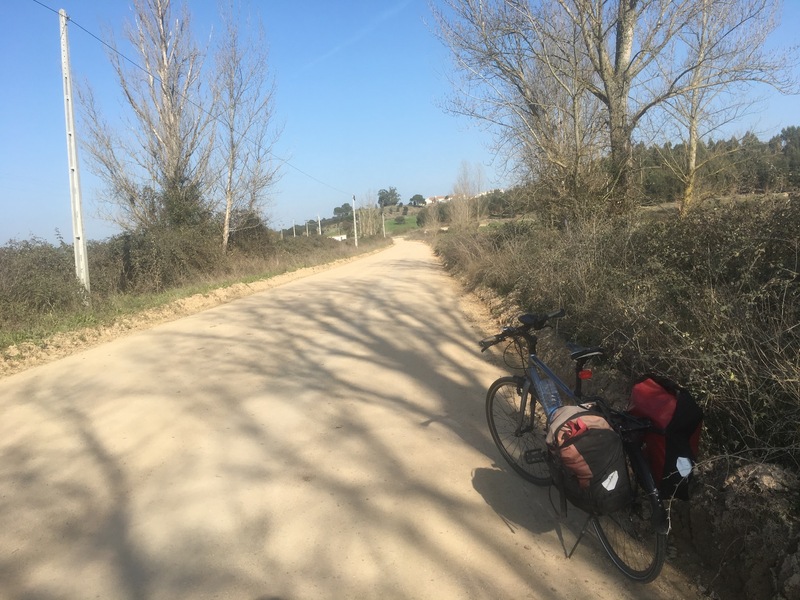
left=591, top=467, right=667, bottom=582
left=485, top=376, right=550, bottom=485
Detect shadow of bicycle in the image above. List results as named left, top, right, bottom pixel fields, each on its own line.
left=472, top=466, right=599, bottom=560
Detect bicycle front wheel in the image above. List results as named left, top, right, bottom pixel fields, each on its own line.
left=485, top=376, right=551, bottom=485
left=591, top=474, right=667, bottom=582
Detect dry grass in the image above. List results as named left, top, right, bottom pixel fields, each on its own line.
left=435, top=195, right=800, bottom=465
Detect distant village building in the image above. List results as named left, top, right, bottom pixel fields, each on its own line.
left=423, top=190, right=502, bottom=205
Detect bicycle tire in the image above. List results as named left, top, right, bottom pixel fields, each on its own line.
left=591, top=459, right=667, bottom=582
left=485, top=376, right=551, bottom=486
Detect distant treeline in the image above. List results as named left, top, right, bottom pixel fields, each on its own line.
left=636, top=127, right=800, bottom=202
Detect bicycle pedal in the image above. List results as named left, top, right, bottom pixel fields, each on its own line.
left=524, top=449, right=546, bottom=464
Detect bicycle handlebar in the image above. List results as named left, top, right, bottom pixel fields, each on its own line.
left=478, top=309, right=565, bottom=352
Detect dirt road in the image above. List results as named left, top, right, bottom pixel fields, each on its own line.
left=0, top=239, right=702, bottom=599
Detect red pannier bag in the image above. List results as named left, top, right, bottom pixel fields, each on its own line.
left=628, top=375, right=703, bottom=500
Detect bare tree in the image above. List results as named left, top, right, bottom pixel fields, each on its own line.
left=356, top=191, right=382, bottom=237
left=654, top=0, right=791, bottom=215
left=547, top=0, right=709, bottom=210
left=452, top=160, right=484, bottom=199
left=434, top=0, right=608, bottom=213
left=437, top=0, right=793, bottom=213
left=213, top=0, right=282, bottom=250
left=450, top=160, right=485, bottom=228
left=80, top=0, right=213, bottom=230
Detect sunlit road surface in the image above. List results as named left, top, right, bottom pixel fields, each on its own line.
left=0, top=239, right=699, bottom=600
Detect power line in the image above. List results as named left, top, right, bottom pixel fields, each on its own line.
left=30, top=0, right=351, bottom=198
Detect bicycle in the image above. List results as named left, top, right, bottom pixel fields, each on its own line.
left=479, top=309, right=669, bottom=583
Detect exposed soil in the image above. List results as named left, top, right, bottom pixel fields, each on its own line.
left=673, top=459, right=800, bottom=600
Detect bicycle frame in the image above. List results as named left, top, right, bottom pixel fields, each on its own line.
left=529, top=353, right=578, bottom=399
left=510, top=351, right=577, bottom=438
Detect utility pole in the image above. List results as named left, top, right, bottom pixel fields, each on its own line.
left=352, top=195, right=358, bottom=248
left=317, top=214, right=321, bottom=236
left=59, top=9, right=90, bottom=298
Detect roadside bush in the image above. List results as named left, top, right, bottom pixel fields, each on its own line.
left=416, top=203, right=452, bottom=228
left=0, top=238, right=88, bottom=327
left=621, top=198, right=800, bottom=461
left=436, top=196, right=800, bottom=465
left=94, top=225, right=225, bottom=294
left=228, top=220, right=277, bottom=257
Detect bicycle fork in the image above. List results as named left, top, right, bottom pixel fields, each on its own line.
left=508, top=377, right=531, bottom=436
left=515, top=378, right=548, bottom=466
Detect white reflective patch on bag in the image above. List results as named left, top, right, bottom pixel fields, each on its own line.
left=602, top=470, right=619, bottom=491
left=676, top=456, right=693, bottom=477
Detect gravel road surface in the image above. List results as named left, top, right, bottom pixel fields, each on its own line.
left=0, top=239, right=703, bottom=599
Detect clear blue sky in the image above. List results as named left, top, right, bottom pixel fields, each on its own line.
left=1, top=0, right=798, bottom=244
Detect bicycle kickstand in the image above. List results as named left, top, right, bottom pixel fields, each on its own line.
left=566, top=515, right=593, bottom=559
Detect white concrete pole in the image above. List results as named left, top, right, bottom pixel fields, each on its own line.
left=352, top=195, right=358, bottom=248
left=59, top=9, right=90, bottom=298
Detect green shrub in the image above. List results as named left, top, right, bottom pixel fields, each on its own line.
left=95, top=225, right=225, bottom=294
left=0, top=238, right=88, bottom=328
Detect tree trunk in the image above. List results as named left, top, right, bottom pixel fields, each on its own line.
left=607, top=90, right=634, bottom=212
left=680, top=115, right=699, bottom=217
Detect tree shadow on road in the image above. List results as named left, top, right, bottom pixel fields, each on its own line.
left=0, top=241, right=699, bottom=600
